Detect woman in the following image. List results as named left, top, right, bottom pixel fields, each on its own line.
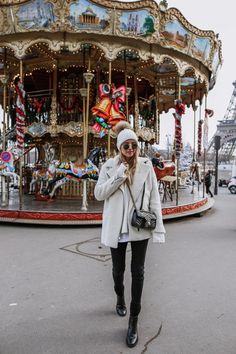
left=94, top=121, right=165, bottom=348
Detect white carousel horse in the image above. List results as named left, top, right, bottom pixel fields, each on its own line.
left=29, top=167, right=49, bottom=194
left=0, top=147, right=20, bottom=188
left=29, top=160, right=59, bottom=194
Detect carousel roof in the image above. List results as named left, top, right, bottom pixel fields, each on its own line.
left=0, top=0, right=222, bottom=112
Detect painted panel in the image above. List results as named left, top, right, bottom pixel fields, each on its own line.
left=17, top=0, right=55, bottom=30
left=191, top=37, right=211, bottom=62
left=119, top=9, right=155, bottom=37
left=162, top=19, right=190, bottom=49
left=211, top=49, right=220, bottom=76
left=161, top=89, right=187, bottom=96
left=181, top=77, right=195, bottom=86
left=150, top=62, right=176, bottom=74
left=69, top=0, right=109, bottom=30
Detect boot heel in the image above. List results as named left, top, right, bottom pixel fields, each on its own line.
left=126, top=316, right=138, bottom=348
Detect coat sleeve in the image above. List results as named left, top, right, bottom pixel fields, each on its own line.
left=94, top=161, right=127, bottom=201
left=148, top=162, right=166, bottom=242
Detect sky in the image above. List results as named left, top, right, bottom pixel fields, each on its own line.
left=120, top=0, right=236, bottom=149
left=1, top=0, right=236, bottom=151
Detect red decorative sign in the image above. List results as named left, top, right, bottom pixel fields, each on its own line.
left=1, top=151, right=11, bottom=162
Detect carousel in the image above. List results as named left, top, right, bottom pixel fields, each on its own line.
left=0, top=0, right=222, bottom=224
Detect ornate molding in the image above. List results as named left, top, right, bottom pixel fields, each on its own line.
left=136, top=127, right=155, bottom=142
left=0, top=0, right=31, bottom=5
left=26, top=121, right=84, bottom=138
left=88, top=0, right=159, bottom=11
left=26, top=122, right=48, bottom=137
left=57, top=121, right=83, bottom=137
left=164, top=8, right=216, bottom=39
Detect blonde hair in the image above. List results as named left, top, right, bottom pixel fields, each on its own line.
left=119, top=146, right=140, bottom=185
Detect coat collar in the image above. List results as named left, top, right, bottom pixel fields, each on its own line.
left=105, top=156, right=150, bottom=200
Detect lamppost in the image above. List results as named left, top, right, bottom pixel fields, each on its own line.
left=214, top=135, right=221, bottom=195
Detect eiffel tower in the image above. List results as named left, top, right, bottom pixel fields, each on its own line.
left=208, top=81, right=236, bottom=162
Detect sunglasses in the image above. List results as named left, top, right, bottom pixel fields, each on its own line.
left=122, top=143, right=138, bottom=150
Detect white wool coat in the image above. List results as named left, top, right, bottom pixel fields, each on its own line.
left=94, top=155, right=166, bottom=248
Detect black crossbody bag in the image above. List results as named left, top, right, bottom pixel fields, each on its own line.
left=126, top=182, right=157, bottom=230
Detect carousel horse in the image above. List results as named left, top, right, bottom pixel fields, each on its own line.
left=190, top=161, right=202, bottom=184
left=29, top=164, right=54, bottom=194
left=153, top=160, right=176, bottom=181
left=29, top=144, right=56, bottom=194
left=40, top=147, right=102, bottom=199
left=0, top=147, right=20, bottom=188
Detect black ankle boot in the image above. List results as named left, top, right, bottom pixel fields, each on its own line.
left=126, top=316, right=138, bottom=348
left=116, top=296, right=127, bottom=317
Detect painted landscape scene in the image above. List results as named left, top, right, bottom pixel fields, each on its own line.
left=69, top=0, right=109, bottom=30
left=120, top=9, right=155, bottom=36
left=192, top=37, right=211, bottom=62
left=17, top=0, right=55, bottom=29
left=163, top=19, right=190, bottom=49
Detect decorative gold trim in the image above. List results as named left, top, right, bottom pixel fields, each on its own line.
left=165, top=8, right=216, bottom=39
left=136, top=127, right=155, bottom=142
left=0, top=0, right=32, bottom=6
left=88, top=0, right=158, bottom=11
left=26, top=121, right=84, bottom=138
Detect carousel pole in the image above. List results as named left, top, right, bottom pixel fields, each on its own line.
left=0, top=55, right=8, bottom=207
left=80, top=49, right=87, bottom=160
left=79, top=86, right=87, bottom=211
left=107, top=60, right=112, bottom=158
left=19, top=60, right=24, bottom=210
left=82, top=49, right=94, bottom=211
left=80, top=89, right=87, bottom=160
left=124, top=53, right=129, bottom=122
left=198, top=100, right=202, bottom=193
left=193, top=105, right=197, bottom=162
left=193, top=81, right=197, bottom=162
left=191, top=103, right=197, bottom=195
left=50, top=62, right=58, bottom=138
left=203, top=94, right=208, bottom=198
left=155, top=82, right=160, bottom=144
left=7, top=80, right=11, bottom=130
left=133, top=71, right=139, bottom=131
left=175, top=76, right=181, bottom=206
left=191, top=81, right=198, bottom=195
left=85, top=55, right=91, bottom=156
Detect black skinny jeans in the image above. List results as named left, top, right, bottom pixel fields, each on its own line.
left=206, top=184, right=213, bottom=197
left=110, top=239, right=149, bottom=317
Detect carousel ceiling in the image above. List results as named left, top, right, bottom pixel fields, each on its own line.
left=0, top=0, right=222, bottom=112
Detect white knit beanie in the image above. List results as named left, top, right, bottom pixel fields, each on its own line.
left=115, top=121, right=138, bottom=150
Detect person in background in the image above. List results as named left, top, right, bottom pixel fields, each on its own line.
left=204, top=170, right=213, bottom=197
left=94, top=121, right=165, bottom=348
left=151, top=152, right=164, bottom=168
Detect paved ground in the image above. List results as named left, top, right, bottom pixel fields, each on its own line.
left=0, top=187, right=235, bottom=354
